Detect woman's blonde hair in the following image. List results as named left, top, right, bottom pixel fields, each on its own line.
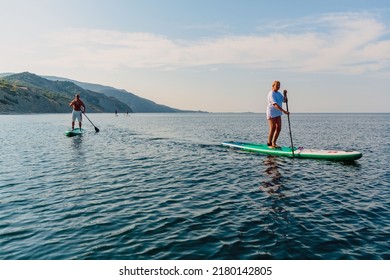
left=272, top=81, right=280, bottom=87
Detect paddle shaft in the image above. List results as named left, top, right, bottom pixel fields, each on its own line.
left=285, top=98, right=294, bottom=158
left=82, top=112, right=100, bottom=132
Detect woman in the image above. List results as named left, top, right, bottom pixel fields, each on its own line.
left=266, top=81, right=289, bottom=148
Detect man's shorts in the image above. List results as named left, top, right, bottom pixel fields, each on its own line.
left=72, top=110, right=82, bottom=122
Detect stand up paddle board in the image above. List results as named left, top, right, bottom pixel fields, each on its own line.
left=65, top=128, right=85, bottom=137
left=222, top=141, right=362, bottom=161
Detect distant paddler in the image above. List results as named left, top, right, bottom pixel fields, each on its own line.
left=69, top=94, right=86, bottom=130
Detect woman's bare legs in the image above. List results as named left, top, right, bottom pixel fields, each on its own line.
left=267, top=116, right=282, bottom=147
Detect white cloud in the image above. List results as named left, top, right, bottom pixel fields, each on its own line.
left=38, top=13, right=390, bottom=75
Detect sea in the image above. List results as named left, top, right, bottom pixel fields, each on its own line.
left=0, top=113, right=389, bottom=260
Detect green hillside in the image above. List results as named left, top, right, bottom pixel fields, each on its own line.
left=0, top=72, right=132, bottom=113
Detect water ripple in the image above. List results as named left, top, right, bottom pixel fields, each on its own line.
left=1, top=113, right=389, bottom=259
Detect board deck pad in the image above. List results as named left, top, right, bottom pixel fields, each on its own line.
left=222, top=141, right=362, bottom=161
left=65, top=128, right=85, bottom=137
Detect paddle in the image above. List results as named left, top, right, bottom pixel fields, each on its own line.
left=82, top=112, right=100, bottom=132
left=284, top=90, right=294, bottom=158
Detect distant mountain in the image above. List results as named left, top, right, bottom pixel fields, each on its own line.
left=0, top=72, right=132, bottom=113
left=1, top=72, right=207, bottom=114
left=0, top=73, right=14, bottom=78
left=44, top=76, right=196, bottom=113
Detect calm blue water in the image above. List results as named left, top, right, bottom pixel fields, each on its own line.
left=0, top=113, right=389, bottom=259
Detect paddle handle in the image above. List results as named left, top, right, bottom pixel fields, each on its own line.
left=285, top=96, right=295, bottom=158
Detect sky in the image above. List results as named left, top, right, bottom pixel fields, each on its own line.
left=1, top=0, right=390, bottom=113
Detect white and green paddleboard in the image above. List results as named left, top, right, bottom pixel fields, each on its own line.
left=222, top=141, right=362, bottom=161
left=65, top=128, right=85, bottom=137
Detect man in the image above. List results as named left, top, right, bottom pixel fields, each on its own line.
left=69, top=94, right=86, bottom=130
left=266, top=81, right=289, bottom=148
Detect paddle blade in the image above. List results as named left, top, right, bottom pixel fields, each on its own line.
left=94, top=126, right=100, bottom=133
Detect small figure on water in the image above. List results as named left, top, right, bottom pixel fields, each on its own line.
left=69, top=93, right=86, bottom=130
left=266, top=81, right=289, bottom=148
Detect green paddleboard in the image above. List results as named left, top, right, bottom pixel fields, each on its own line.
left=222, top=141, right=362, bottom=161
left=65, top=128, right=85, bottom=137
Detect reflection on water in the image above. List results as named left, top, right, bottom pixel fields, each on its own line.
left=260, top=156, right=285, bottom=197
left=71, top=135, right=83, bottom=150
left=69, top=135, right=86, bottom=167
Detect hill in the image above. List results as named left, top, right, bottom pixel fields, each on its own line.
left=1, top=72, right=207, bottom=114
left=44, top=76, right=195, bottom=113
left=0, top=72, right=132, bottom=114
